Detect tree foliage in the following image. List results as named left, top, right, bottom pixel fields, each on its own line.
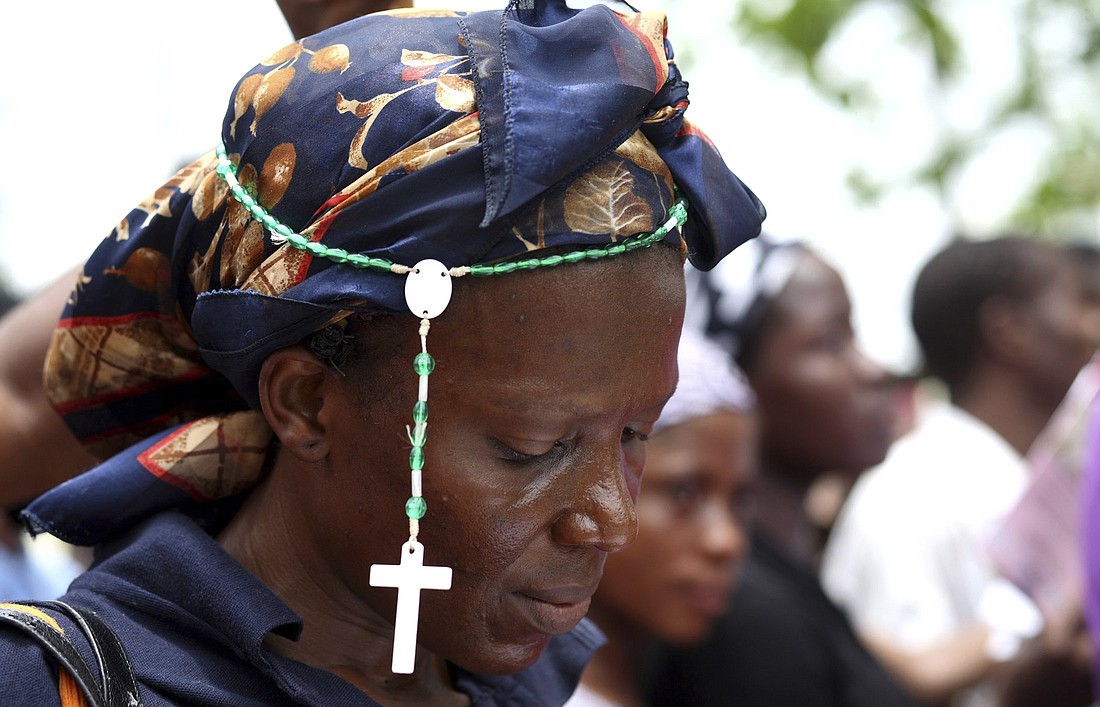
left=733, top=0, right=1100, bottom=239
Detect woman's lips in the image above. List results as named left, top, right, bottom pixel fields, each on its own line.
left=678, top=579, right=734, bottom=617
left=512, top=586, right=596, bottom=635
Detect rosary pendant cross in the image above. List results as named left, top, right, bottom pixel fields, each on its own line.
left=369, top=539, right=452, bottom=673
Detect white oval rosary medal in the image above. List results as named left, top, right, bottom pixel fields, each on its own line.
left=405, top=259, right=452, bottom=319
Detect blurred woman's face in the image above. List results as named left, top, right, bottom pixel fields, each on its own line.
left=746, top=254, right=896, bottom=480
left=591, top=409, right=757, bottom=646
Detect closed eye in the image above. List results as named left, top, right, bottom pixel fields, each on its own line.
left=489, top=437, right=570, bottom=465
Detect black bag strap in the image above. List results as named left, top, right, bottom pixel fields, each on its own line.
left=0, top=601, right=143, bottom=707
left=45, top=601, right=143, bottom=707
left=0, top=602, right=105, bottom=706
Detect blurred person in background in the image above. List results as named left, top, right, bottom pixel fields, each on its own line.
left=646, top=236, right=918, bottom=707
left=823, top=235, right=1098, bottom=706
left=565, top=329, right=758, bottom=707
left=0, top=283, right=84, bottom=600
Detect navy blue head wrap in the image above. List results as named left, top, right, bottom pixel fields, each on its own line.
left=32, top=0, right=764, bottom=544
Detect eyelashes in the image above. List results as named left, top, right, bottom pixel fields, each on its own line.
left=490, top=428, right=650, bottom=465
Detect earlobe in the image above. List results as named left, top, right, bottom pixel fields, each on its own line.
left=259, top=346, right=331, bottom=462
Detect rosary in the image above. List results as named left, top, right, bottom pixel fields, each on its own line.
left=368, top=259, right=455, bottom=674
left=215, top=139, right=687, bottom=674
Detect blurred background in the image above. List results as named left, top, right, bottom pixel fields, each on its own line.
left=1, top=0, right=1097, bottom=373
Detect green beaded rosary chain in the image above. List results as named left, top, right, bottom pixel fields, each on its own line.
left=215, top=140, right=687, bottom=541
left=215, top=140, right=689, bottom=674
left=215, top=142, right=687, bottom=281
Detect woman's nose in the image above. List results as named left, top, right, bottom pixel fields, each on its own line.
left=551, top=446, right=638, bottom=553
left=700, top=504, right=747, bottom=564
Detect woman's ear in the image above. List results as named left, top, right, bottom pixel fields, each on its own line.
left=259, top=345, right=330, bottom=462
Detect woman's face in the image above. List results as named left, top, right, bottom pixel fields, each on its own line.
left=309, top=247, right=685, bottom=675
left=591, top=409, right=756, bottom=646
left=746, top=253, right=896, bottom=479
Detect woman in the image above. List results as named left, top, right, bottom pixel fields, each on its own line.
left=0, top=2, right=764, bottom=705
left=566, top=329, right=757, bottom=707
left=647, top=237, right=916, bottom=707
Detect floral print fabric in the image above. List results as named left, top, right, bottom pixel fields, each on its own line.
left=30, top=0, right=764, bottom=544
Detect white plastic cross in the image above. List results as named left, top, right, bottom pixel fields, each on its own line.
left=369, top=539, right=453, bottom=673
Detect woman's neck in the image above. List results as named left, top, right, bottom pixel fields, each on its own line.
left=216, top=464, right=467, bottom=706
left=577, top=605, right=654, bottom=707
left=752, top=466, right=818, bottom=566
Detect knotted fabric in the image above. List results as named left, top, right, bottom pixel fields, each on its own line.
left=684, top=235, right=804, bottom=362
left=30, top=0, right=764, bottom=544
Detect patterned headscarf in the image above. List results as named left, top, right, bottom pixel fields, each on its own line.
left=653, top=328, right=754, bottom=435
left=684, top=234, right=806, bottom=363
left=30, top=0, right=764, bottom=544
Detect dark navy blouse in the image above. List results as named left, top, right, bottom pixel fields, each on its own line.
left=0, top=511, right=602, bottom=706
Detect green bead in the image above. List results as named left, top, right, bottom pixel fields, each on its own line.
left=406, top=496, right=427, bottom=520
left=413, top=400, right=429, bottom=423
left=542, top=254, right=564, bottom=267
left=607, top=244, right=627, bottom=255
left=410, top=445, right=425, bottom=470
left=413, top=352, right=435, bottom=376
left=563, top=250, right=586, bottom=263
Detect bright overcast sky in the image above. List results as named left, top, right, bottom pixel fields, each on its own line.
left=0, top=0, right=1070, bottom=373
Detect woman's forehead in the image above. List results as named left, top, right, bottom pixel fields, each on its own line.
left=773, top=256, right=849, bottom=318
left=447, top=247, right=683, bottom=320
left=429, top=252, right=685, bottom=397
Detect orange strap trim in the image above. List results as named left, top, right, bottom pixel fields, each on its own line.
left=0, top=603, right=90, bottom=707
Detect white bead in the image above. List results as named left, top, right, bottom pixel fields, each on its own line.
left=419, top=374, right=429, bottom=401
left=405, top=259, right=453, bottom=319
left=411, top=469, right=423, bottom=497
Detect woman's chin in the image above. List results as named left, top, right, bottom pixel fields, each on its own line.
left=446, top=633, right=553, bottom=676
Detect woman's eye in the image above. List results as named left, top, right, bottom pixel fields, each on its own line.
left=665, top=480, right=702, bottom=508
left=491, top=438, right=567, bottom=464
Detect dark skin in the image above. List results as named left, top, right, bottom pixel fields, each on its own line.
left=742, top=251, right=895, bottom=564
left=844, top=245, right=1097, bottom=705
left=581, top=409, right=758, bottom=706
left=959, top=246, right=1097, bottom=456
left=0, top=266, right=97, bottom=507
left=217, top=245, right=685, bottom=704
